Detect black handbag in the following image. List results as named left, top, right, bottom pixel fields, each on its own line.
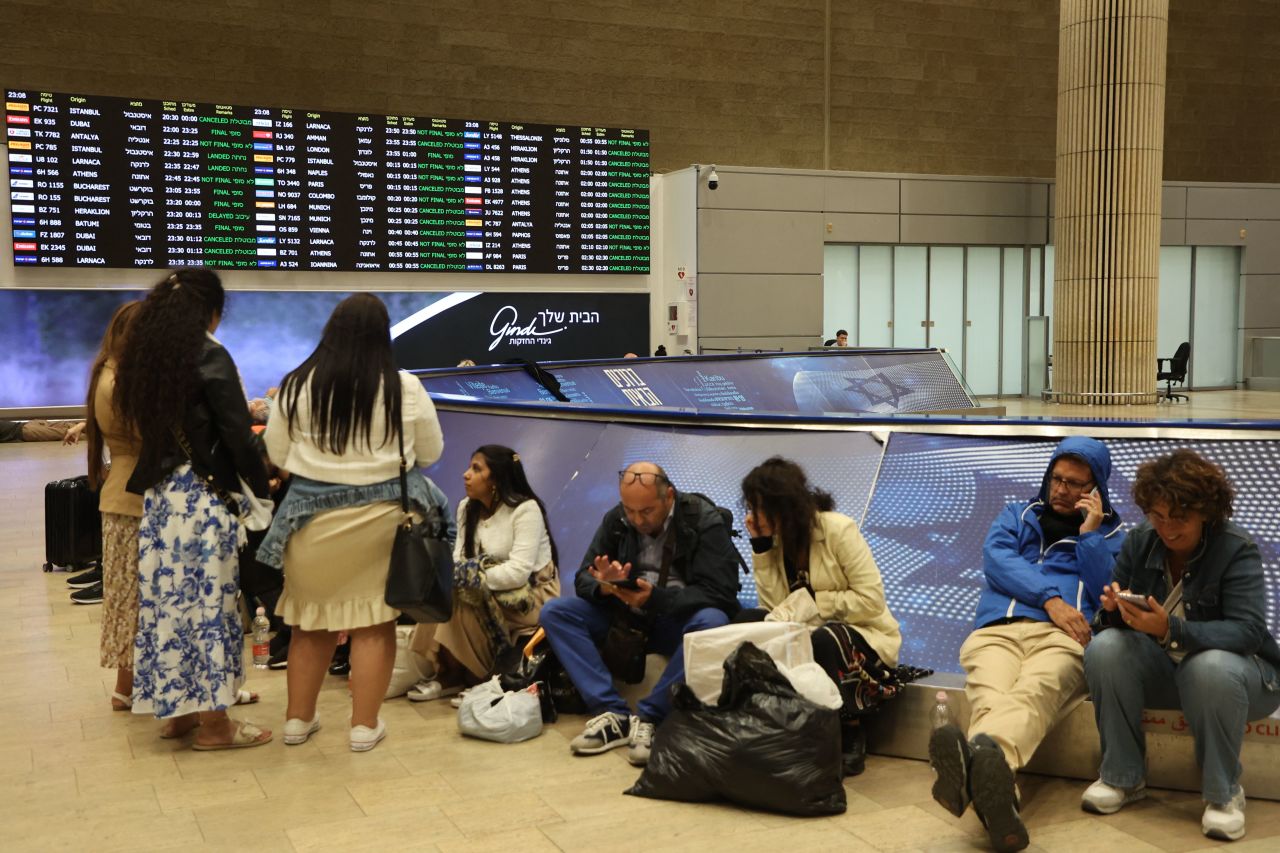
left=384, top=428, right=454, bottom=623
left=602, top=616, right=650, bottom=684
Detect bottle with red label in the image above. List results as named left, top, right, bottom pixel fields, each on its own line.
left=251, top=606, right=271, bottom=669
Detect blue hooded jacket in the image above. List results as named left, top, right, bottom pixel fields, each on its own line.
left=973, top=436, right=1125, bottom=629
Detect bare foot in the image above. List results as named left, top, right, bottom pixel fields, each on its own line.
left=159, top=712, right=200, bottom=739
left=193, top=718, right=273, bottom=750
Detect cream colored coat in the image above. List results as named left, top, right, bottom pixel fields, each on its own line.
left=753, top=511, right=901, bottom=667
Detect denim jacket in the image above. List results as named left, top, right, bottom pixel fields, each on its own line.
left=256, top=472, right=455, bottom=570
left=1096, top=520, right=1280, bottom=680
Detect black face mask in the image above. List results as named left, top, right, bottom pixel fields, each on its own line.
left=1040, top=505, right=1084, bottom=546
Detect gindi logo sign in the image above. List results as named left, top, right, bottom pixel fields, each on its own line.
left=392, top=291, right=649, bottom=368
left=489, top=304, right=610, bottom=350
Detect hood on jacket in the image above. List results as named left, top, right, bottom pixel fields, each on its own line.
left=1038, top=436, right=1114, bottom=513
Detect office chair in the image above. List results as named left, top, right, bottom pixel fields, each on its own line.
left=1157, top=341, right=1191, bottom=403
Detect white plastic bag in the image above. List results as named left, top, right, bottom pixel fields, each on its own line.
left=683, top=621, right=814, bottom=705
left=763, top=588, right=823, bottom=627
left=457, top=677, right=543, bottom=744
left=385, top=625, right=434, bottom=699
left=777, top=661, right=843, bottom=709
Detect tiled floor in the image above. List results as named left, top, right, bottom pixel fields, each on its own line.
left=4, top=392, right=1279, bottom=851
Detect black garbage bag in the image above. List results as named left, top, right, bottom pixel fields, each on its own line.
left=626, top=642, right=846, bottom=816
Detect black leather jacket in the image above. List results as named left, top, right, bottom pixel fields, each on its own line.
left=127, top=338, right=269, bottom=506
left=575, top=490, right=742, bottom=621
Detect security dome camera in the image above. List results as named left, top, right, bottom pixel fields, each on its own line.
left=707, top=165, right=719, bottom=190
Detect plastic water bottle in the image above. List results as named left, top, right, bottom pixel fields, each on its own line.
left=931, top=690, right=952, bottom=730
left=252, top=607, right=271, bottom=670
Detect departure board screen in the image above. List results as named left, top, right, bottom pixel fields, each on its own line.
left=4, top=89, right=649, bottom=273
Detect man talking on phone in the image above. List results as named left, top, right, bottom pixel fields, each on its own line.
left=539, top=461, right=741, bottom=766
left=928, top=437, right=1124, bottom=852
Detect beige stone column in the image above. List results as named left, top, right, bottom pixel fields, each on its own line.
left=1053, top=0, right=1168, bottom=404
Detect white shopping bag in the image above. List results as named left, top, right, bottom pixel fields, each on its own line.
left=683, top=621, right=814, bottom=705
left=777, top=661, right=843, bottom=709
left=385, top=625, right=434, bottom=700
left=457, top=677, right=543, bottom=744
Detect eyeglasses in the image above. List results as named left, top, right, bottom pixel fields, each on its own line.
left=1049, top=474, right=1094, bottom=492
left=618, top=470, right=668, bottom=487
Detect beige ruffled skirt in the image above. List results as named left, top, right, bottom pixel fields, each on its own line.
left=276, top=500, right=403, bottom=631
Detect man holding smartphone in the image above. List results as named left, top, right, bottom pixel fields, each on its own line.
left=928, top=436, right=1125, bottom=853
left=539, top=461, right=741, bottom=766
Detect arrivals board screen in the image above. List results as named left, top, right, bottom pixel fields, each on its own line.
left=4, top=89, right=649, bottom=273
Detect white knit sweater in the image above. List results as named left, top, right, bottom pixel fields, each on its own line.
left=454, top=497, right=554, bottom=590
left=264, top=371, right=443, bottom=484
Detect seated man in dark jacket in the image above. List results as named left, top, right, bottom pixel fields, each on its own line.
left=541, top=461, right=741, bottom=767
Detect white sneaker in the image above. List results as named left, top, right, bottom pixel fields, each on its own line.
left=282, top=714, right=320, bottom=746
left=350, top=718, right=386, bottom=752
left=406, top=679, right=463, bottom=703
left=1081, top=778, right=1147, bottom=815
left=628, top=720, right=655, bottom=766
left=1202, top=786, right=1247, bottom=841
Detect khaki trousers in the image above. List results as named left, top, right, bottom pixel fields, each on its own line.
left=411, top=562, right=560, bottom=678
left=960, top=620, right=1086, bottom=771
left=21, top=419, right=77, bottom=441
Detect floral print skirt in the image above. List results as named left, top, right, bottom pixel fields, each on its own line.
left=132, top=464, right=246, bottom=719
left=99, top=512, right=141, bottom=669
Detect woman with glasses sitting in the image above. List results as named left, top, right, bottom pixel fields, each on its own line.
left=736, top=456, right=902, bottom=777
left=408, top=445, right=560, bottom=702
left=1082, top=449, right=1280, bottom=842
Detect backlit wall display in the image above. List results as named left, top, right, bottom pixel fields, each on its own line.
left=418, top=350, right=979, bottom=415
left=0, top=288, right=646, bottom=409
left=5, top=89, right=649, bottom=273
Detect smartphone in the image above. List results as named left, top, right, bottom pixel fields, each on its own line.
left=1080, top=486, right=1099, bottom=518
left=600, top=576, right=641, bottom=591
left=1116, top=591, right=1153, bottom=611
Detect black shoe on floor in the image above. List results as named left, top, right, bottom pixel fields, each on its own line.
left=328, top=641, right=351, bottom=676
left=267, top=632, right=290, bottom=669
left=66, top=566, right=102, bottom=589
left=841, top=723, right=867, bottom=777
left=969, top=734, right=1029, bottom=853
left=928, top=723, right=973, bottom=817
left=70, top=581, right=104, bottom=605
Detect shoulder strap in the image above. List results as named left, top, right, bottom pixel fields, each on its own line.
left=396, top=426, right=410, bottom=516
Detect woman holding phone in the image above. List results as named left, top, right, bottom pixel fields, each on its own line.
left=1082, top=449, right=1280, bottom=841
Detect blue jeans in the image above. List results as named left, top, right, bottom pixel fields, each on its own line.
left=1084, top=628, right=1280, bottom=803
left=539, top=595, right=730, bottom=723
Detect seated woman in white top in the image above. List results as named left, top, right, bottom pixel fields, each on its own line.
left=261, top=293, right=444, bottom=752
left=409, top=444, right=560, bottom=701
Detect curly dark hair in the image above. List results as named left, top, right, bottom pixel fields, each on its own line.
left=741, top=456, right=835, bottom=565
left=113, top=269, right=225, bottom=468
left=1132, top=449, right=1235, bottom=529
left=462, top=445, right=559, bottom=569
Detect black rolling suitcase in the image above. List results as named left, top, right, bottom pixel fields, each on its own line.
left=43, top=475, right=102, bottom=572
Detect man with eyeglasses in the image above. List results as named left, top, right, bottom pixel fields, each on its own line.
left=539, top=461, right=741, bottom=766
left=928, top=436, right=1124, bottom=853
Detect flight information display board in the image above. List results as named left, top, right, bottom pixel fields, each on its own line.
left=5, top=88, right=649, bottom=273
